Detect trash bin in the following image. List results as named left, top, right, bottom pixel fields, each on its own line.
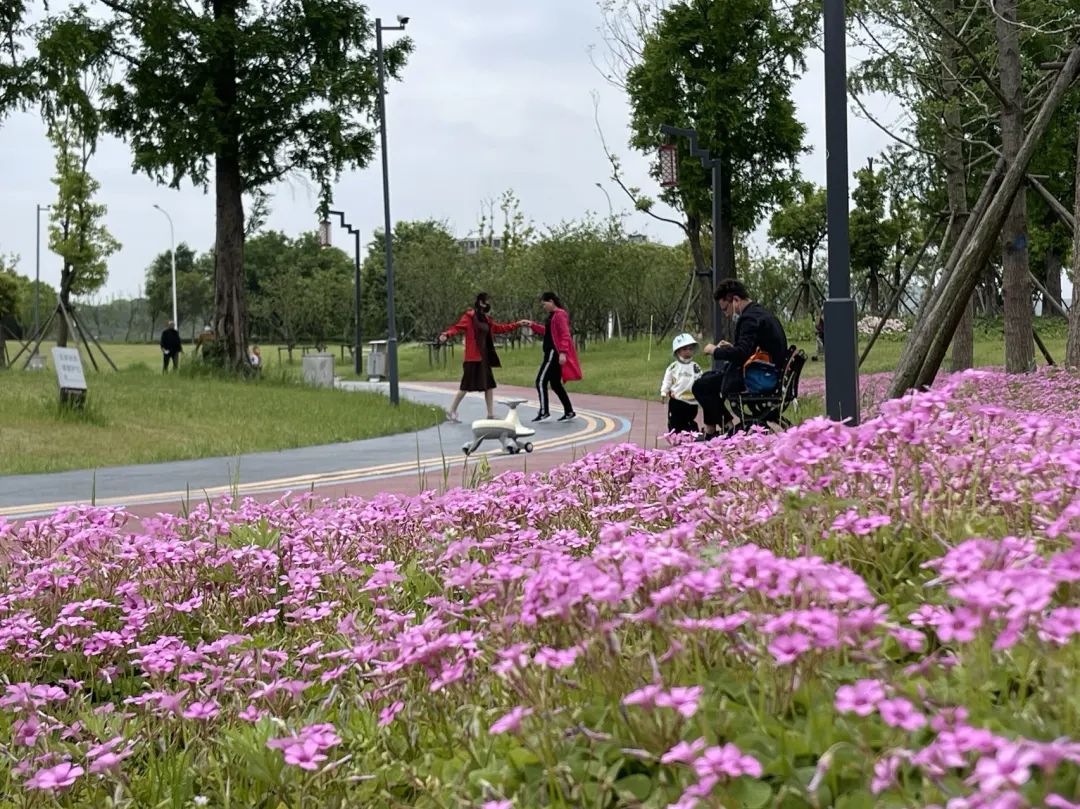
left=367, top=340, right=387, bottom=381
left=302, top=352, right=335, bottom=388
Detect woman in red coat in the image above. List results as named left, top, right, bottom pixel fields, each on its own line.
left=525, top=291, right=581, bottom=421
left=437, top=292, right=521, bottom=423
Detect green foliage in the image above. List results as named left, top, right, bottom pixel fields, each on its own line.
left=0, top=264, right=18, bottom=322
left=624, top=0, right=816, bottom=231
left=96, top=0, right=411, bottom=208
left=144, top=243, right=213, bottom=332
left=46, top=119, right=120, bottom=302
left=768, top=182, right=826, bottom=317
left=246, top=230, right=354, bottom=348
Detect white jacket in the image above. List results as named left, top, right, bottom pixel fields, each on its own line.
left=661, top=359, right=702, bottom=402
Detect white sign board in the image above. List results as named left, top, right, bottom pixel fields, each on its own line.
left=51, top=347, right=87, bottom=390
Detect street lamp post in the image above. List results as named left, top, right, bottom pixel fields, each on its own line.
left=658, top=125, right=722, bottom=344
left=376, top=14, right=409, bottom=407
left=822, top=0, right=860, bottom=424
left=152, top=204, right=178, bottom=332
left=34, top=204, right=51, bottom=342
left=320, top=210, right=364, bottom=375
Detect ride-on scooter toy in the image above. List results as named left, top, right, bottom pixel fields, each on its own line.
left=462, top=399, right=535, bottom=456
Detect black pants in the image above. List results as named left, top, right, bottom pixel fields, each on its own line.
left=536, top=350, right=573, bottom=416
left=691, top=363, right=743, bottom=429
left=163, top=351, right=179, bottom=372
left=667, top=398, right=699, bottom=433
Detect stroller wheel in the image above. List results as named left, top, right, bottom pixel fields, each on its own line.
left=523, top=442, right=534, bottom=453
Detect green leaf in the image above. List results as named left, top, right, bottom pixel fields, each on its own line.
left=614, top=773, right=653, bottom=801
left=506, top=747, right=540, bottom=769
left=835, top=789, right=875, bottom=809
left=729, top=778, right=773, bottom=809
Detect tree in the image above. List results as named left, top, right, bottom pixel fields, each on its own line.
left=849, top=162, right=890, bottom=315
left=246, top=230, right=354, bottom=351
left=57, top=0, right=414, bottom=368
left=0, top=262, right=18, bottom=368
left=144, top=243, right=213, bottom=337
left=46, top=119, right=120, bottom=347
left=768, top=183, right=827, bottom=318
left=600, top=0, right=815, bottom=335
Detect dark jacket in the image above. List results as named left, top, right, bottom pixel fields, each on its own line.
left=712, top=302, right=788, bottom=371
left=160, top=327, right=183, bottom=354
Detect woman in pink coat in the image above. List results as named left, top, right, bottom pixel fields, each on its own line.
left=525, top=292, right=582, bottom=421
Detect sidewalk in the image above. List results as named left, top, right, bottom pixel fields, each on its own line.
left=0, top=381, right=661, bottom=521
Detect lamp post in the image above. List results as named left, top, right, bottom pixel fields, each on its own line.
left=595, top=182, right=615, bottom=228
left=152, top=204, right=178, bottom=332
left=34, top=204, right=51, bottom=341
left=658, top=126, right=722, bottom=344
left=376, top=14, right=409, bottom=406
left=320, top=210, right=363, bottom=375
left=822, top=0, right=860, bottom=424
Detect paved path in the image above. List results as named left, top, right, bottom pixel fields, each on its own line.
left=0, top=381, right=663, bottom=521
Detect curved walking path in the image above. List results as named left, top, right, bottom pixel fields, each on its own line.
left=0, top=381, right=661, bottom=521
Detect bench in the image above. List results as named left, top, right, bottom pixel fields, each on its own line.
left=730, top=345, right=807, bottom=432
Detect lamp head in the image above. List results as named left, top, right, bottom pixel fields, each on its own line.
left=397, top=15, right=409, bottom=25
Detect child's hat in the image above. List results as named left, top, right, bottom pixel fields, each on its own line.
left=672, top=333, right=698, bottom=355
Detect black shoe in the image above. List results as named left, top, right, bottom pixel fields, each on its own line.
left=531, top=413, right=550, bottom=422
left=694, top=432, right=719, bottom=443
left=557, top=412, right=576, bottom=421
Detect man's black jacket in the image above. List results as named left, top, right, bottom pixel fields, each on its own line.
left=160, top=328, right=182, bottom=354
left=712, top=302, right=788, bottom=370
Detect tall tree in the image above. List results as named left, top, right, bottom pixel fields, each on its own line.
left=67, top=0, right=413, bottom=368
left=849, top=162, right=891, bottom=315
left=145, top=243, right=213, bottom=338
left=767, top=182, right=827, bottom=318
left=46, top=119, right=120, bottom=347
left=994, top=0, right=1034, bottom=373
left=600, top=0, right=815, bottom=334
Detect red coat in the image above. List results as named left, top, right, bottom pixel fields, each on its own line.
left=529, top=308, right=582, bottom=382
left=442, top=310, right=519, bottom=362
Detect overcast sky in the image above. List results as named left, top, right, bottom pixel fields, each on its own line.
left=0, top=0, right=895, bottom=300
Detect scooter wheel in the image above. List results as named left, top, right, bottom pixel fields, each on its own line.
left=505, top=446, right=517, bottom=455
left=524, top=443, right=534, bottom=453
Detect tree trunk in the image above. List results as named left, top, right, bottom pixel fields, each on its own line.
left=867, top=269, right=880, bottom=315
left=685, top=215, right=711, bottom=334
left=1043, top=247, right=1063, bottom=316
left=942, top=0, right=972, bottom=372
left=717, top=153, right=736, bottom=282
left=996, top=0, right=1034, bottom=373
left=1067, top=124, right=1080, bottom=366
left=57, top=265, right=73, bottom=348
left=210, top=0, right=248, bottom=369
left=888, top=44, right=1080, bottom=398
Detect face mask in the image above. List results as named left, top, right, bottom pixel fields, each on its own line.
left=478, top=302, right=491, bottom=313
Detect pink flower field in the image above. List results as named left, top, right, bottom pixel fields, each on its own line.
left=1, top=367, right=1079, bottom=808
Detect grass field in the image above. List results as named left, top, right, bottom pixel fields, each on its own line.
left=1, top=320, right=1065, bottom=475
left=0, top=345, right=442, bottom=475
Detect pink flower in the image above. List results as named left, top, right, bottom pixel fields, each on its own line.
left=238, top=704, right=268, bottom=722
left=877, top=698, right=926, bottom=731
left=282, top=739, right=327, bottom=771
left=692, top=744, right=763, bottom=780
left=489, top=706, right=533, bottom=736
left=25, top=762, right=84, bottom=791
left=88, top=750, right=131, bottom=775
left=656, top=686, right=704, bottom=718
left=379, top=701, right=404, bottom=727
left=834, top=680, right=886, bottom=716
left=12, top=716, right=40, bottom=747
left=622, top=684, right=662, bottom=710
left=661, top=738, right=706, bottom=765
left=1046, top=796, right=1080, bottom=809
left=970, top=743, right=1041, bottom=793
left=482, top=801, right=512, bottom=809
left=181, top=700, right=220, bottom=720
left=768, top=632, right=811, bottom=664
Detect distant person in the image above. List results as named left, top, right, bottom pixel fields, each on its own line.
left=249, top=345, right=262, bottom=372
left=691, top=279, right=788, bottom=440
left=523, top=291, right=581, bottom=422
left=438, top=292, right=523, bottom=423
left=160, top=320, right=182, bottom=373
left=194, top=325, right=215, bottom=356
left=660, top=333, right=703, bottom=433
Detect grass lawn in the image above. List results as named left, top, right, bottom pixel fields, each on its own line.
left=0, top=343, right=442, bottom=475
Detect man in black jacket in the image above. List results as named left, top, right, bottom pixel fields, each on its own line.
left=160, top=321, right=182, bottom=373
left=691, top=279, right=788, bottom=440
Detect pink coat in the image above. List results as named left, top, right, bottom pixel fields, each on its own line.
left=529, top=308, right=582, bottom=382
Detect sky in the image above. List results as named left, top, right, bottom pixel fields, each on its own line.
left=0, top=0, right=896, bottom=300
